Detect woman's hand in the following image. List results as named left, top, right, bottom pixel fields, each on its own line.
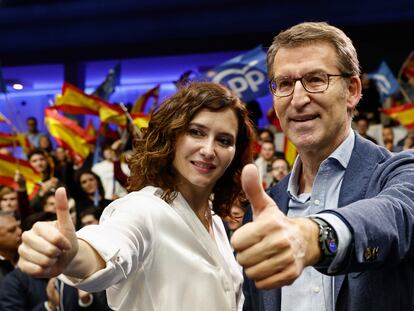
left=18, top=188, right=79, bottom=278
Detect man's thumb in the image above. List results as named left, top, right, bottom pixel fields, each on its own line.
left=55, top=187, right=75, bottom=234
left=241, top=164, right=277, bottom=217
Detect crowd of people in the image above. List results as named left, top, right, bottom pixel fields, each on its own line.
left=0, top=21, right=413, bottom=311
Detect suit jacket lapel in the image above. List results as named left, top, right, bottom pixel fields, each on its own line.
left=338, top=134, right=377, bottom=207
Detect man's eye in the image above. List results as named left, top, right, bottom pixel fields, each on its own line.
left=306, top=74, right=326, bottom=85
left=277, top=79, right=293, bottom=89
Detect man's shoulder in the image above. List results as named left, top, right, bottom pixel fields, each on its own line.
left=354, top=134, right=414, bottom=166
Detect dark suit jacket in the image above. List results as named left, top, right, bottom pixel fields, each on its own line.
left=0, top=259, right=14, bottom=285
left=243, top=134, right=414, bottom=311
left=0, top=268, right=112, bottom=311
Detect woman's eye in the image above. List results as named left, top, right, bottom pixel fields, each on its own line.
left=189, top=128, right=203, bottom=137
left=218, top=137, right=234, bottom=147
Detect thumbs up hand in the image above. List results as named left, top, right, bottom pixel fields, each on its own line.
left=231, top=164, right=321, bottom=289
left=18, top=187, right=79, bottom=278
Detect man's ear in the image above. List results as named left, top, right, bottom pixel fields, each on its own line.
left=347, top=75, right=362, bottom=111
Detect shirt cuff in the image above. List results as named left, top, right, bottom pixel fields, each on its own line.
left=311, top=212, right=352, bottom=273
left=44, top=301, right=56, bottom=311
left=78, top=294, right=94, bottom=308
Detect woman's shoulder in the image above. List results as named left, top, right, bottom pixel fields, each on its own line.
left=121, top=186, right=165, bottom=201
left=100, top=186, right=169, bottom=218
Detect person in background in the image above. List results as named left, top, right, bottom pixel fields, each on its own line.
left=268, top=157, right=290, bottom=187
left=27, top=148, right=60, bottom=212
left=0, top=187, right=19, bottom=213
left=0, top=211, right=21, bottom=284
left=72, top=169, right=112, bottom=228
left=41, top=189, right=77, bottom=225
left=79, top=206, right=102, bottom=228
left=257, top=128, right=275, bottom=144
left=38, top=134, right=54, bottom=156
left=17, top=81, right=254, bottom=311
left=26, top=116, right=48, bottom=149
left=382, top=125, right=397, bottom=152
left=354, top=114, right=378, bottom=144
left=223, top=199, right=247, bottom=240
left=395, top=127, right=414, bottom=151
left=92, top=141, right=129, bottom=201
left=232, top=21, right=414, bottom=311
left=0, top=211, right=111, bottom=311
left=0, top=172, right=32, bottom=224
left=254, top=141, right=277, bottom=188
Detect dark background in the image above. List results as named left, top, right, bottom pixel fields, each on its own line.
left=0, top=0, right=413, bottom=136
left=0, top=0, right=413, bottom=72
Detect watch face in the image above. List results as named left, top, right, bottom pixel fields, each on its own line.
left=327, top=238, right=337, bottom=254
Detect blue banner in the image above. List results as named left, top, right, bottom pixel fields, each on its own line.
left=368, top=61, right=400, bottom=102
left=92, top=62, right=121, bottom=101
left=205, top=46, right=268, bottom=102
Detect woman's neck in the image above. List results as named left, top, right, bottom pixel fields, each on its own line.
left=179, top=187, right=213, bottom=233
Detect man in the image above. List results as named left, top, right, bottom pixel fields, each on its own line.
left=92, top=140, right=129, bottom=200
left=254, top=141, right=277, bottom=188
left=0, top=187, right=19, bottom=213
left=268, top=158, right=289, bottom=187
left=355, top=115, right=378, bottom=144
left=0, top=178, right=33, bottom=224
left=232, top=22, right=414, bottom=310
left=382, top=125, right=396, bottom=152
left=0, top=212, right=21, bottom=284
left=26, top=116, right=47, bottom=149
left=396, top=127, right=414, bottom=151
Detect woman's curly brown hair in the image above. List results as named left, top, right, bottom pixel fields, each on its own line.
left=127, top=81, right=255, bottom=218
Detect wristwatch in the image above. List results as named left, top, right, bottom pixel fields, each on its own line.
left=310, top=217, right=338, bottom=269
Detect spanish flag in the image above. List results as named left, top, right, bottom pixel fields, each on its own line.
left=283, top=136, right=297, bottom=168
left=382, top=102, right=414, bottom=128
left=54, top=82, right=106, bottom=115
left=99, top=102, right=127, bottom=127
left=45, top=108, right=96, bottom=165
left=85, top=119, right=98, bottom=141
left=0, top=112, right=8, bottom=123
left=131, top=85, right=160, bottom=114
left=0, top=132, right=31, bottom=153
left=0, top=154, right=42, bottom=199
left=0, top=132, right=19, bottom=148
left=131, top=112, right=150, bottom=130
left=398, top=51, right=414, bottom=80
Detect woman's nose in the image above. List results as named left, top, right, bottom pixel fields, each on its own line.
left=199, top=140, right=215, bottom=159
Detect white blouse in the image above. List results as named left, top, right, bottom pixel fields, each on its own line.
left=60, top=186, right=243, bottom=311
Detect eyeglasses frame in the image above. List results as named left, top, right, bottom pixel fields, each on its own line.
left=268, top=72, right=352, bottom=98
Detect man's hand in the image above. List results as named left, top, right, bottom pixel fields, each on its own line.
left=231, top=164, right=320, bottom=289
left=18, top=187, right=79, bottom=278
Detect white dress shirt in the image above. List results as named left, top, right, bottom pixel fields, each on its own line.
left=60, top=186, right=243, bottom=311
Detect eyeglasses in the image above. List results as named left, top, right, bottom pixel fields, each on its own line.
left=269, top=72, right=350, bottom=97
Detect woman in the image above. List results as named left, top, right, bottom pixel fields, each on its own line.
left=72, top=169, right=112, bottom=228
left=17, top=82, right=254, bottom=311
left=27, top=148, right=60, bottom=212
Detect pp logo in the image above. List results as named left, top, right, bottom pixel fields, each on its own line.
left=212, top=64, right=266, bottom=100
